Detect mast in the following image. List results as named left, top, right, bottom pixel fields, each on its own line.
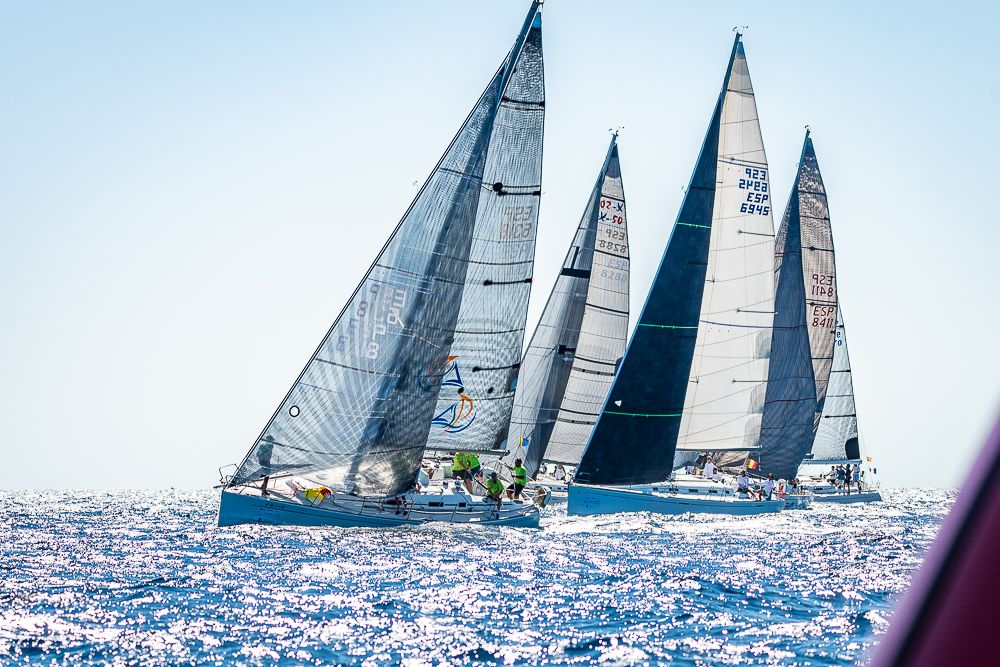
left=508, top=134, right=629, bottom=478
left=228, top=1, right=544, bottom=497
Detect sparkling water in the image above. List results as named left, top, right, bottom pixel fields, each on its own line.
left=0, top=489, right=951, bottom=665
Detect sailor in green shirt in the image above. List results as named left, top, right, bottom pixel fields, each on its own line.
left=485, top=472, right=505, bottom=503
left=506, top=457, right=528, bottom=501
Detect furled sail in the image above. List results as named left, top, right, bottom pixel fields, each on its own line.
left=577, top=35, right=774, bottom=486
left=508, top=136, right=629, bottom=478
left=809, top=308, right=861, bottom=462
left=229, top=2, right=545, bottom=497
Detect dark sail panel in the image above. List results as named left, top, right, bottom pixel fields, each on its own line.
left=574, top=95, right=723, bottom=486
left=756, top=139, right=818, bottom=478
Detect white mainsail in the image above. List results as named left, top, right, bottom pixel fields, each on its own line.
left=676, top=39, right=776, bottom=460
left=508, top=136, right=629, bottom=476
left=810, top=308, right=861, bottom=461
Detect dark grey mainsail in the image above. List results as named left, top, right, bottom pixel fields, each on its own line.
left=577, top=35, right=775, bottom=486
left=229, top=2, right=545, bottom=497
left=509, top=135, right=629, bottom=478
left=755, top=133, right=827, bottom=479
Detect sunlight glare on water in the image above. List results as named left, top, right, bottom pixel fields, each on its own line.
left=0, top=489, right=951, bottom=665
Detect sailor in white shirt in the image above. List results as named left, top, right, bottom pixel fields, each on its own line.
left=736, top=469, right=750, bottom=497
left=763, top=473, right=776, bottom=500
left=702, top=457, right=716, bottom=478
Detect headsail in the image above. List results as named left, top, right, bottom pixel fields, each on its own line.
left=809, top=308, right=862, bottom=462
left=577, top=35, right=774, bottom=486
left=508, top=136, right=629, bottom=478
left=229, top=2, right=545, bottom=497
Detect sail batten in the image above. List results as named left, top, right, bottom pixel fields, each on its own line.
left=507, top=136, right=630, bottom=477
left=229, top=2, right=544, bottom=497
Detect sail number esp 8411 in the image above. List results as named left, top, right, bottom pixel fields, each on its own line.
left=738, top=167, right=770, bottom=216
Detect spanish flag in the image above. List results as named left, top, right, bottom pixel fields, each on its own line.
left=747, top=459, right=759, bottom=470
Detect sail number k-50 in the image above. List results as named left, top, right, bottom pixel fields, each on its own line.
left=738, top=167, right=770, bottom=216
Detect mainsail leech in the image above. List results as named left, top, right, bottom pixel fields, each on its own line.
left=228, top=2, right=545, bottom=497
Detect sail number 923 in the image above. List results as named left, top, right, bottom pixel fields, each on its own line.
left=738, top=167, right=770, bottom=216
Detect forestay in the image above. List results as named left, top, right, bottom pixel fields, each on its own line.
left=229, top=2, right=545, bottom=497
left=509, top=136, right=629, bottom=478
left=810, top=309, right=862, bottom=462
left=576, top=36, right=768, bottom=486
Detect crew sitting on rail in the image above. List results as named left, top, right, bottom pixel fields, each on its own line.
left=485, top=472, right=505, bottom=503
left=507, top=458, right=528, bottom=501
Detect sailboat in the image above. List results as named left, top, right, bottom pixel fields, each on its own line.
left=504, top=134, right=630, bottom=498
left=567, top=34, right=785, bottom=517
left=799, top=307, right=881, bottom=502
left=759, top=130, right=879, bottom=503
left=217, top=1, right=546, bottom=528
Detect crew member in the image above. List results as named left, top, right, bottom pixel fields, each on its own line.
left=485, top=472, right=505, bottom=503
left=507, top=458, right=528, bottom=501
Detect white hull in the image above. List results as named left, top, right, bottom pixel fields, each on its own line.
left=218, top=487, right=540, bottom=528
left=567, top=484, right=784, bottom=517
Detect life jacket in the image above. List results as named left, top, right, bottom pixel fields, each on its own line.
left=512, top=466, right=528, bottom=485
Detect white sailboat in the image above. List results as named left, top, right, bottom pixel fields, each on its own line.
left=217, top=1, right=547, bottom=528
left=568, top=34, right=784, bottom=517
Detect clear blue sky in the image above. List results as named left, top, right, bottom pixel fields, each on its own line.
left=1, top=1, right=997, bottom=489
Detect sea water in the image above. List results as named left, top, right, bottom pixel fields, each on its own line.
left=0, top=489, right=951, bottom=666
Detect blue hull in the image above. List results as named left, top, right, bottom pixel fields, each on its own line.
left=567, top=484, right=785, bottom=516
left=217, top=490, right=541, bottom=528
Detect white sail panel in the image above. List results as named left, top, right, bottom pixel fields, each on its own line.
left=542, top=146, right=629, bottom=468
left=676, top=41, right=776, bottom=456
left=796, top=135, right=838, bottom=425
left=425, top=16, right=545, bottom=453
left=505, top=138, right=628, bottom=476
left=810, top=309, right=861, bottom=461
